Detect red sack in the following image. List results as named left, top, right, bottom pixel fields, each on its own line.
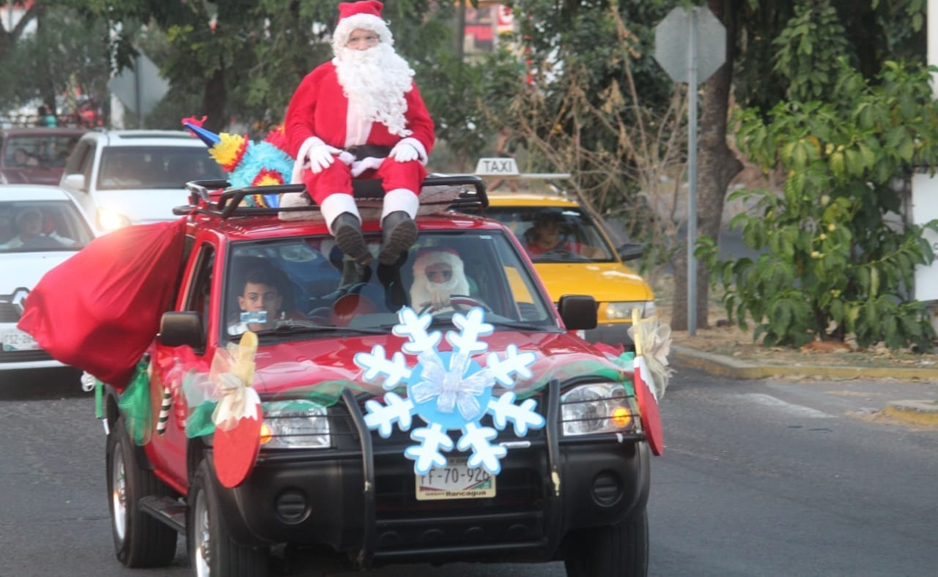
left=18, top=219, right=187, bottom=390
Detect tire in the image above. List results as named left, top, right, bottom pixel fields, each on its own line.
left=188, top=460, right=269, bottom=577
left=564, top=509, right=649, bottom=577
left=106, top=416, right=177, bottom=567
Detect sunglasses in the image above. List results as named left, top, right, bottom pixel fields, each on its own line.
left=427, top=268, right=452, bottom=282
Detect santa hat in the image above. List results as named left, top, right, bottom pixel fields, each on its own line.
left=413, top=248, right=464, bottom=276
left=332, top=1, right=393, bottom=52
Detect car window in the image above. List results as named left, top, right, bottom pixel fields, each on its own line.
left=1, top=134, right=81, bottom=169
left=223, top=230, right=559, bottom=340
left=0, top=200, right=95, bottom=252
left=183, top=242, right=216, bottom=345
left=484, top=206, right=616, bottom=263
left=64, top=140, right=92, bottom=176
left=96, top=146, right=225, bottom=190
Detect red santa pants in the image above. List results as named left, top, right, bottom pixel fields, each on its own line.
left=302, top=158, right=427, bottom=206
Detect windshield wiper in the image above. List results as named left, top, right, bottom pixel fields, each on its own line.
left=488, top=320, right=557, bottom=331
left=254, top=321, right=388, bottom=336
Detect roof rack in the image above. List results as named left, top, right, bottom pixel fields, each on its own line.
left=175, top=175, right=488, bottom=219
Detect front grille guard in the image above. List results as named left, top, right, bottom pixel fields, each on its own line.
left=256, top=380, right=645, bottom=568
left=347, top=379, right=645, bottom=567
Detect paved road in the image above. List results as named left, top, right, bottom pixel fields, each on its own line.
left=1, top=367, right=936, bottom=576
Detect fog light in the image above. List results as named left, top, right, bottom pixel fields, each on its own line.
left=259, top=423, right=272, bottom=444
left=612, top=407, right=632, bottom=428
left=275, top=490, right=309, bottom=524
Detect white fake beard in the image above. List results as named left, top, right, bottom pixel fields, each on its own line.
left=334, top=43, right=415, bottom=137
left=409, top=269, right=470, bottom=310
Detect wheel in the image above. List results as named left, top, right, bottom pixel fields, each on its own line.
left=563, top=509, right=649, bottom=577
left=106, top=416, right=177, bottom=567
left=189, top=460, right=269, bottom=577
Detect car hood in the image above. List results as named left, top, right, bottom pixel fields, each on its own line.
left=0, top=252, right=76, bottom=295
left=531, top=262, right=653, bottom=303
left=0, top=167, right=64, bottom=186
left=249, top=330, right=610, bottom=396
left=93, top=188, right=189, bottom=224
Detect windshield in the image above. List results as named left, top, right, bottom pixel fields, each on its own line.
left=96, top=146, right=224, bottom=190
left=223, top=230, right=559, bottom=340
left=0, top=200, right=95, bottom=252
left=484, top=206, right=615, bottom=263
left=2, top=134, right=81, bottom=170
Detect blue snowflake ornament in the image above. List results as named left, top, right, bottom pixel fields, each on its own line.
left=354, top=307, right=544, bottom=476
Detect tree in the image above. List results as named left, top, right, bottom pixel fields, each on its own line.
left=699, top=60, right=938, bottom=350
left=0, top=2, right=109, bottom=118
left=83, top=0, right=456, bottom=133
left=671, top=0, right=928, bottom=331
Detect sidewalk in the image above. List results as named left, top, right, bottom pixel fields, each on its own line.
left=671, top=344, right=938, bottom=427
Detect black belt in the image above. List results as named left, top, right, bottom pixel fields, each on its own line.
left=345, top=145, right=392, bottom=161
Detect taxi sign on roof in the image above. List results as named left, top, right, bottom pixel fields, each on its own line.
left=474, top=158, right=571, bottom=180
left=475, top=157, right=519, bottom=176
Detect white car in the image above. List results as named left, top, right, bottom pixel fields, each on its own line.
left=59, top=130, right=225, bottom=232
left=0, top=185, right=96, bottom=371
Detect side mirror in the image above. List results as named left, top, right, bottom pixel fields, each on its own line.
left=617, top=242, right=644, bottom=262
left=558, top=295, right=597, bottom=331
left=158, top=312, right=204, bottom=349
left=62, top=173, right=86, bottom=192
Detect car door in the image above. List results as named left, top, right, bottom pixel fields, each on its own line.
left=147, top=236, right=216, bottom=488
left=60, top=139, right=97, bottom=223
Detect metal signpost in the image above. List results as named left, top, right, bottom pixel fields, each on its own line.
left=654, top=6, right=725, bottom=335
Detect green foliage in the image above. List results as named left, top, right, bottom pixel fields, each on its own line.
left=0, top=5, right=109, bottom=112
left=772, top=0, right=848, bottom=101
left=735, top=0, right=926, bottom=115
left=698, top=60, right=938, bottom=351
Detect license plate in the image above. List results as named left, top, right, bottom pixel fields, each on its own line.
left=415, top=457, right=496, bottom=501
left=2, top=330, right=39, bottom=352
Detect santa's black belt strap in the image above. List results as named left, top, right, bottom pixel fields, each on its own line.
left=345, top=145, right=392, bottom=161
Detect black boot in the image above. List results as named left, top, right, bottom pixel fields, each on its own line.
left=332, top=213, right=372, bottom=266
left=379, top=211, right=418, bottom=265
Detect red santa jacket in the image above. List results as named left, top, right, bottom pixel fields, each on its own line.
left=284, top=61, right=435, bottom=159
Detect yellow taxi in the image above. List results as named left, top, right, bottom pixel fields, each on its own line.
left=473, top=158, right=655, bottom=348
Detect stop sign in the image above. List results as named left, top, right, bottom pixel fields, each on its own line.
left=654, top=6, right=726, bottom=84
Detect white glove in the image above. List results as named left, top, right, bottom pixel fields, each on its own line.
left=307, top=144, right=342, bottom=173
left=430, top=290, right=452, bottom=311
left=389, top=141, right=419, bottom=162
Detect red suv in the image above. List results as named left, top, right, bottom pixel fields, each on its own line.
left=101, top=177, right=653, bottom=576
left=0, top=128, right=87, bottom=185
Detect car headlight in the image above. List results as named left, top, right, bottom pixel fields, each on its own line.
left=260, top=400, right=331, bottom=449
left=95, top=207, right=131, bottom=231
left=560, top=382, right=639, bottom=436
left=604, top=301, right=656, bottom=320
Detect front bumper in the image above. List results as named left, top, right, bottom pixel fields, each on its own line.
left=0, top=348, right=63, bottom=371
left=213, top=385, right=650, bottom=567
left=0, top=323, right=63, bottom=371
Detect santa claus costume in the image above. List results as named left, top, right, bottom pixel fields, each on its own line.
left=283, top=0, right=435, bottom=266
left=409, top=249, right=471, bottom=314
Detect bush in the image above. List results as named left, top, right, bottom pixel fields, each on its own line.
left=698, top=60, right=938, bottom=351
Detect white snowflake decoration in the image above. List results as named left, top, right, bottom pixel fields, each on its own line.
left=354, top=307, right=543, bottom=476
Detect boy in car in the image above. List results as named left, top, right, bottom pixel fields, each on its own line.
left=229, top=266, right=289, bottom=335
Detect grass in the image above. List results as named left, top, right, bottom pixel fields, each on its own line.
left=651, top=273, right=938, bottom=371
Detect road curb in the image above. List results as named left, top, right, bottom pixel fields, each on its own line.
left=884, top=400, right=938, bottom=426
left=672, top=345, right=938, bottom=427
left=671, top=345, right=938, bottom=381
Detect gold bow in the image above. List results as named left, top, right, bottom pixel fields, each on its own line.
left=629, top=313, right=673, bottom=399
left=210, top=331, right=262, bottom=431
